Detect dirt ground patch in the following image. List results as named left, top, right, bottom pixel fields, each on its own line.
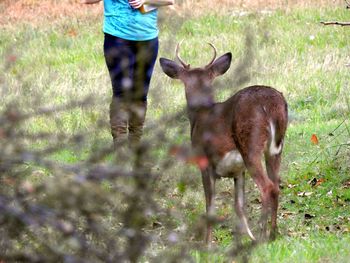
left=0, top=0, right=103, bottom=25
left=0, top=0, right=344, bottom=25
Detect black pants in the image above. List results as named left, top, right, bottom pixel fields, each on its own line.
left=104, top=34, right=158, bottom=145
left=103, top=33, right=159, bottom=102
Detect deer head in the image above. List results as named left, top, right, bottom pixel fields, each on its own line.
left=160, top=43, right=232, bottom=108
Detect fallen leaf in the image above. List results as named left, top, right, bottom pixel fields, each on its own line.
left=315, top=178, right=325, bottom=187
left=309, top=177, right=325, bottom=187
left=67, top=28, right=77, bottom=37
left=311, top=134, right=319, bottom=145
left=217, top=215, right=227, bottom=222
left=281, top=211, right=296, bottom=218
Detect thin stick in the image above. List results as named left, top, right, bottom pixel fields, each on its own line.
left=320, top=21, right=350, bottom=26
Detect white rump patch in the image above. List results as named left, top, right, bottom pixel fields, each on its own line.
left=216, top=150, right=245, bottom=176
left=269, top=121, right=283, bottom=156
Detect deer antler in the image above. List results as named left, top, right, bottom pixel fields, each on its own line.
left=205, top=43, right=217, bottom=68
left=176, top=40, right=190, bottom=69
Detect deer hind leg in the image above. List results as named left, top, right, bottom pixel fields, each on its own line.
left=245, top=155, right=278, bottom=242
left=265, top=152, right=282, bottom=240
left=234, top=172, right=255, bottom=241
left=201, top=168, right=216, bottom=245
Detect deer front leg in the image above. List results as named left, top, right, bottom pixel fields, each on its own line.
left=201, top=168, right=216, bottom=245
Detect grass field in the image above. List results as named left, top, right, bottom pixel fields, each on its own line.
left=1, top=1, right=350, bottom=262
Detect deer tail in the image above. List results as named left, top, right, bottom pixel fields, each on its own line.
left=268, top=121, right=283, bottom=156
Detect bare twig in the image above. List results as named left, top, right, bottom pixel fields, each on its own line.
left=320, top=21, right=350, bottom=26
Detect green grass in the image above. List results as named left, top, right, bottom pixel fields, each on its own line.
left=1, top=6, right=350, bottom=262
left=254, top=234, right=350, bottom=263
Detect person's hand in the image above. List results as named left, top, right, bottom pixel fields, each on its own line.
left=128, top=0, right=144, bottom=9
left=80, top=0, right=101, bottom=4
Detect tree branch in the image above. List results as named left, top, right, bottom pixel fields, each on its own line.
left=320, top=21, right=350, bottom=26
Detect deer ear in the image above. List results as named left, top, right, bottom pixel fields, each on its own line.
left=159, top=58, right=183, bottom=79
left=209, top=52, right=232, bottom=77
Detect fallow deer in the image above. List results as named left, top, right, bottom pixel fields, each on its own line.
left=159, top=43, right=288, bottom=244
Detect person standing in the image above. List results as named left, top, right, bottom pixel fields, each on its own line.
left=81, top=0, right=174, bottom=148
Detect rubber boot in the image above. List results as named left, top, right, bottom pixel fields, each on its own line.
left=110, top=97, right=128, bottom=149
left=128, top=101, right=147, bottom=147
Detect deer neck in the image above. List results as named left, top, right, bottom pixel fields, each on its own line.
left=187, top=103, right=217, bottom=141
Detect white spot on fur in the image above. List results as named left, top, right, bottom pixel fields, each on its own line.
left=269, top=121, right=282, bottom=155
left=216, top=150, right=245, bottom=176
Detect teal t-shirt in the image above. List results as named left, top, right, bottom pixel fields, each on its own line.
left=103, top=0, right=159, bottom=41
